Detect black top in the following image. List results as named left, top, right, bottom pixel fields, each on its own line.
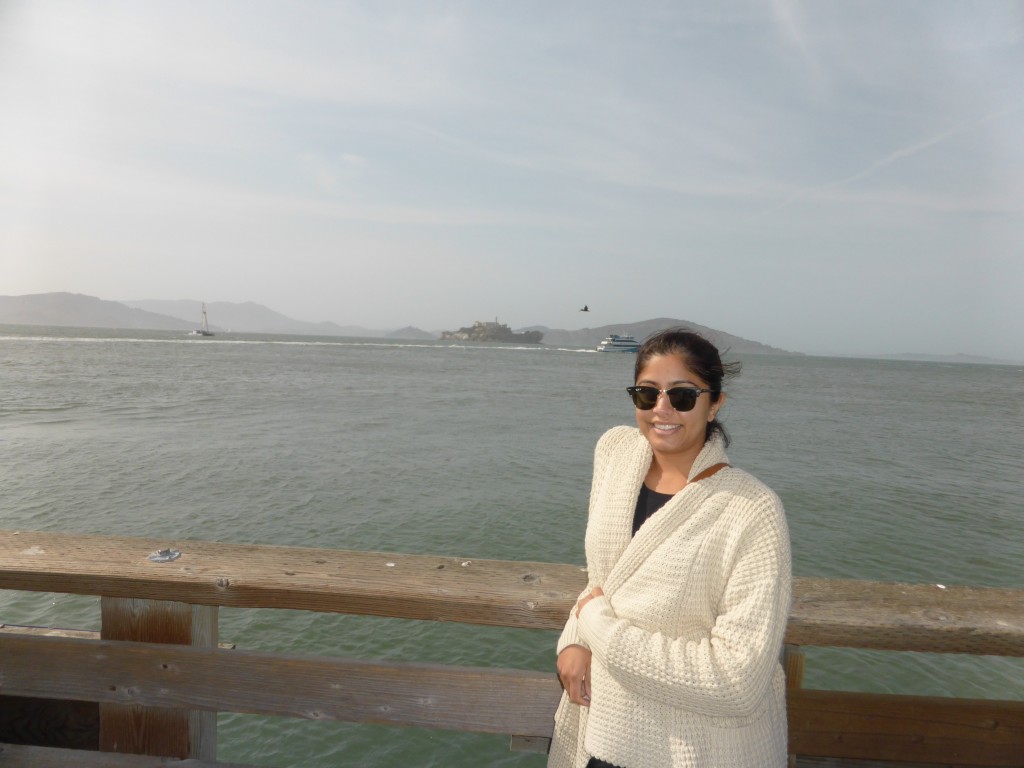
left=632, top=484, right=676, bottom=535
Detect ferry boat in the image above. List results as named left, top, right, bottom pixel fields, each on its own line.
left=596, top=334, right=640, bottom=352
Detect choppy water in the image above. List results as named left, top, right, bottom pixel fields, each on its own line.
left=1, top=326, right=1021, bottom=766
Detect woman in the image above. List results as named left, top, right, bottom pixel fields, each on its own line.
left=550, top=328, right=791, bottom=768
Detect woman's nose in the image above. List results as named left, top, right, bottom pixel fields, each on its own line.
left=652, top=390, right=674, bottom=413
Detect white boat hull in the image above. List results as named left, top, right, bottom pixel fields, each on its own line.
left=596, top=334, right=639, bottom=353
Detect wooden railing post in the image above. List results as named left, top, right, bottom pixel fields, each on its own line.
left=784, top=644, right=805, bottom=768
left=99, top=598, right=217, bottom=760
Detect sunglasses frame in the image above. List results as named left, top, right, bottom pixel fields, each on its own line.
left=626, top=385, right=716, bottom=412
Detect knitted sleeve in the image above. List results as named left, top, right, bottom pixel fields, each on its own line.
left=577, top=488, right=791, bottom=718
left=588, top=426, right=634, bottom=513
left=555, top=586, right=593, bottom=655
left=556, top=426, right=634, bottom=655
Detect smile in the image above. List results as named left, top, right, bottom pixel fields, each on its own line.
left=652, top=424, right=680, bottom=432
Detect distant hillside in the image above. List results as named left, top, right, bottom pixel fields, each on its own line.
left=1, top=294, right=791, bottom=355
left=387, top=326, right=437, bottom=340
left=122, top=299, right=382, bottom=337
left=0, top=293, right=194, bottom=330
left=530, top=318, right=799, bottom=356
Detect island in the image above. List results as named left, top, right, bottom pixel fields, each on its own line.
left=440, top=320, right=543, bottom=344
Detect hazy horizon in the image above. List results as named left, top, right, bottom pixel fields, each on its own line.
left=2, top=1, right=1022, bottom=359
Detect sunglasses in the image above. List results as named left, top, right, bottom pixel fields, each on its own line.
left=626, top=386, right=715, bottom=412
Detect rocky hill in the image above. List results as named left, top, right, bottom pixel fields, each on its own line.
left=440, top=320, right=542, bottom=343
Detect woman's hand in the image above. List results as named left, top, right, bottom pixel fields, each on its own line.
left=575, top=586, right=604, bottom=618
left=557, top=644, right=593, bottom=706
left=557, top=588, right=604, bottom=706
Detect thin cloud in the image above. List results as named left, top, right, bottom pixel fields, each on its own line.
left=763, top=100, right=1024, bottom=215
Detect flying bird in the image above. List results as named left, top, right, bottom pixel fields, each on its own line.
left=580, top=304, right=590, bottom=312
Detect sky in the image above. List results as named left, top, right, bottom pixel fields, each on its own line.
left=1, top=1, right=1022, bottom=359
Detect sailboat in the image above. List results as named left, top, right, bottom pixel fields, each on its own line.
left=188, top=302, right=215, bottom=337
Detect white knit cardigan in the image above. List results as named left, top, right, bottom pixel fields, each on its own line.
left=548, top=426, right=791, bottom=768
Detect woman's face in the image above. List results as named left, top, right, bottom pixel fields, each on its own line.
left=634, top=352, right=722, bottom=466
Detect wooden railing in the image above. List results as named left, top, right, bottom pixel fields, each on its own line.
left=1, top=529, right=1022, bottom=767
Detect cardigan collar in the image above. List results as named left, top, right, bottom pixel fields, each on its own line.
left=688, top=432, right=730, bottom=480
left=598, top=430, right=731, bottom=595
left=630, top=428, right=731, bottom=483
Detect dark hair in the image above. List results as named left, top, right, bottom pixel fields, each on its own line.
left=634, top=327, right=741, bottom=446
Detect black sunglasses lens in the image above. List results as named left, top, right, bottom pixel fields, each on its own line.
left=628, top=387, right=706, bottom=411
left=667, top=388, right=698, bottom=411
left=627, top=387, right=658, bottom=409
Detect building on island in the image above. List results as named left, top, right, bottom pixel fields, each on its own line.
left=440, top=320, right=543, bottom=344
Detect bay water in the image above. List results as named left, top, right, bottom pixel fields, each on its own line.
left=1, top=326, right=1021, bottom=766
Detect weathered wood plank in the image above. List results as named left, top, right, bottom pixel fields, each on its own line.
left=0, top=623, right=236, bottom=649
left=0, top=742, right=257, bottom=767
left=0, top=623, right=100, bottom=640
left=787, top=579, right=1024, bottom=657
left=7, top=633, right=1024, bottom=764
left=3, top=530, right=1023, bottom=655
left=788, top=688, right=1024, bottom=766
left=0, top=634, right=563, bottom=738
left=0, top=530, right=583, bottom=630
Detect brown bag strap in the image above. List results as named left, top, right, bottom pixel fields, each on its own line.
left=690, top=462, right=730, bottom=484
